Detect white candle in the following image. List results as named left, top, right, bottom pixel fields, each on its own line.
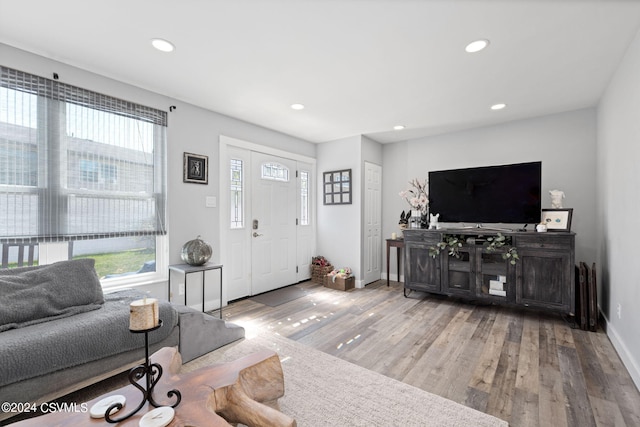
left=129, top=298, right=159, bottom=331
left=391, top=232, right=397, bottom=240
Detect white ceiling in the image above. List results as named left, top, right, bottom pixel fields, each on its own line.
left=1, top=0, right=640, bottom=144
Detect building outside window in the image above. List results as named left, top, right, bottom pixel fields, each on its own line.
left=0, top=66, right=167, bottom=283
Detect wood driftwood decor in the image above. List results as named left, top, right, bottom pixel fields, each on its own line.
left=13, top=347, right=296, bottom=427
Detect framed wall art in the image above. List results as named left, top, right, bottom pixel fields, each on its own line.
left=183, top=152, right=208, bottom=184
left=323, top=169, right=352, bottom=205
left=541, top=208, right=573, bottom=231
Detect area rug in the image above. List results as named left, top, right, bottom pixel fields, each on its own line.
left=183, top=332, right=508, bottom=427
left=249, top=285, right=308, bottom=307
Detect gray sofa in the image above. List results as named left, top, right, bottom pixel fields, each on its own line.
left=0, top=259, right=244, bottom=420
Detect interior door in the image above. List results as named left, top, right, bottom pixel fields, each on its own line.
left=250, top=152, right=298, bottom=294
left=363, top=162, right=382, bottom=284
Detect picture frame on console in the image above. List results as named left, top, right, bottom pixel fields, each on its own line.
left=541, top=208, right=573, bottom=231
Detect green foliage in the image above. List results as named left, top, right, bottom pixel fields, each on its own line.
left=429, top=232, right=519, bottom=265
left=484, top=232, right=519, bottom=265
left=75, top=248, right=155, bottom=279
left=429, top=234, right=465, bottom=259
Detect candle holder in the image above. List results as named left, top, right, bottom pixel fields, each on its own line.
left=105, top=320, right=181, bottom=423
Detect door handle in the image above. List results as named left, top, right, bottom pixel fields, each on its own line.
left=253, top=232, right=263, bottom=237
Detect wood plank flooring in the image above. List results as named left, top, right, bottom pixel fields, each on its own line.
left=219, top=280, right=640, bottom=427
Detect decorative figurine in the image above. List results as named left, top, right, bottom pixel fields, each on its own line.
left=429, top=213, right=440, bottom=230
left=399, top=210, right=411, bottom=229
left=549, top=190, right=565, bottom=209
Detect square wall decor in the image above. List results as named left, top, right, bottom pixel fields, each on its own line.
left=323, top=169, right=351, bottom=205
left=183, top=152, right=208, bottom=184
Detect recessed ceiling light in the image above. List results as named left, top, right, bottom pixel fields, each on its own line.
left=290, top=103, right=305, bottom=110
left=465, top=39, right=489, bottom=53
left=490, top=103, right=507, bottom=110
left=151, top=38, right=175, bottom=52
left=393, top=125, right=405, bottom=130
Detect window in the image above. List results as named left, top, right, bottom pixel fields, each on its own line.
left=261, top=162, right=289, bottom=181
left=230, top=158, right=244, bottom=228
left=300, top=170, right=310, bottom=226
left=0, top=66, right=167, bottom=282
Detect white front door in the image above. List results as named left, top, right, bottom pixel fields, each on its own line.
left=250, top=152, right=298, bottom=295
left=363, top=162, right=382, bottom=284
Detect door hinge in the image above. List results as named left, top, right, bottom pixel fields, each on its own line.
left=296, top=170, right=299, bottom=178
left=296, top=218, right=299, bottom=225
left=296, top=266, right=299, bottom=273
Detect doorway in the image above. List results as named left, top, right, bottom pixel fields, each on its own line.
left=220, top=136, right=315, bottom=302
left=250, top=152, right=297, bottom=295
left=363, top=162, right=382, bottom=284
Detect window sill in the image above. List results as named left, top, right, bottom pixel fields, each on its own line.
left=101, top=273, right=167, bottom=293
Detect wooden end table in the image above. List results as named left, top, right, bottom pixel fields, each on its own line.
left=386, top=238, right=405, bottom=286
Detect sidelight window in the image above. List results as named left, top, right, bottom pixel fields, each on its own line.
left=230, top=158, right=244, bottom=228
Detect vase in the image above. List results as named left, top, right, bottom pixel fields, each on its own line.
left=181, top=235, right=212, bottom=266
left=420, top=213, right=428, bottom=229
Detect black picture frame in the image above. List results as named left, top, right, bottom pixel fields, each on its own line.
left=323, top=169, right=352, bottom=205
left=541, top=208, right=573, bottom=231
left=183, top=152, right=208, bottom=184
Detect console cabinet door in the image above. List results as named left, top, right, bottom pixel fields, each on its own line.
left=516, top=249, right=572, bottom=312
left=475, top=248, right=515, bottom=303
left=405, top=242, right=441, bottom=293
left=442, top=246, right=474, bottom=296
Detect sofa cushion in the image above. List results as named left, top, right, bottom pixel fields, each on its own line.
left=0, top=258, right=104, bottom=332
left=0, top=289, right=178, bottom=388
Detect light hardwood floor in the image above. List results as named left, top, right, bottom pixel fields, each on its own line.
left=219, top=280, right=640, bottom=427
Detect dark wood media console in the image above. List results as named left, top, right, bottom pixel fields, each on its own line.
left=403, top=228, right=575, bottom=315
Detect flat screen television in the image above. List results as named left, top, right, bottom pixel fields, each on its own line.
left=428, top=161, right=542, bottom=225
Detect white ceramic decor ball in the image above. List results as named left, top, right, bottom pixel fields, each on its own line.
left=181, top=235, right=212, bottom=266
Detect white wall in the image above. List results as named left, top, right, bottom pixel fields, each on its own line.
left=316, top=135, right=362, bottom=284
left=382, top=108, right=598, bottom=280
left=1, top=43, right=317, bottom=304
left=597, top=27, right=640, bottom=388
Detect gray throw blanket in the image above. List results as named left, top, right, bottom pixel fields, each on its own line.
left=0, top=289, right=178, bottom=387
left=0, top=258, right=105, bottom=332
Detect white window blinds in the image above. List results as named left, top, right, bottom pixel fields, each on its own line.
left=0, top=66, right=167, bottom=243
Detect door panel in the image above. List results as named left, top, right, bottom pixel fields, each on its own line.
left=363, top=162, right=382, bottom=284
left=251, top=152, right=297, bottom=295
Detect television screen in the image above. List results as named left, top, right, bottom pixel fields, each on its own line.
left=428, top=161, right=541, bottom=225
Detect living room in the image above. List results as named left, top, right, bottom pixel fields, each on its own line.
left=1, top=1, right=640, bottom=425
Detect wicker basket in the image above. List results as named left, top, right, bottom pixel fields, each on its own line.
left=311, top=265, right=333, bottom=283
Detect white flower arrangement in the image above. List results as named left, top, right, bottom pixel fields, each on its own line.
left=399, top=178, right=429, bottom=215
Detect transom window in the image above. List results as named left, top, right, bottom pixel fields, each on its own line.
left=261, top=162, right=289, bottom=182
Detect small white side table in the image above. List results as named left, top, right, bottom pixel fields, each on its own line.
left=168, top=263, right=223, bottom=318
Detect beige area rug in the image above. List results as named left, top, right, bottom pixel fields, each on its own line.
left=183, top=332, right=508, bottom=427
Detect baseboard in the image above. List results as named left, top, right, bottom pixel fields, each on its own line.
left=602, top=312, right=640, bottom=390
left=381, top=273, right=404, bottom=282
